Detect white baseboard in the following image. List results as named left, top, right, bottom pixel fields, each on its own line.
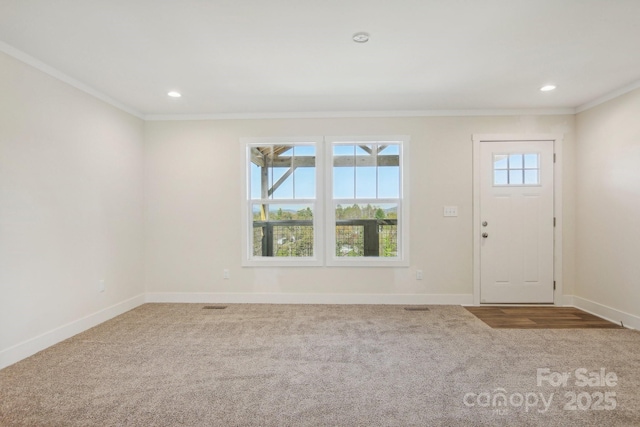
left=570, top=295, right=639, bottom=330
left=145, top=292, right=474, bottom=305
left=0, top=294, right=145, bottom=370
left=5, top=292, right=633, bottom=370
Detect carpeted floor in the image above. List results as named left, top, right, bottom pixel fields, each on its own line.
left=1, top=304, right=639, bottom=426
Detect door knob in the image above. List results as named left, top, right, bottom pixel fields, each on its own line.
left=482, top=221, right=488, bottom=227
left=482, top=233, right=488, bottom=238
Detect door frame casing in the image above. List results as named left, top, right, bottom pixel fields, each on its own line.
left=472, top=134, right=563, bottom=306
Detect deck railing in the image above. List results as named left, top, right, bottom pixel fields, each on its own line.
left=253, top=219, right=397, bottom=257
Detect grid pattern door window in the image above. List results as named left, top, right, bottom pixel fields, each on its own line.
left=493, top=153, right=540, bottom=186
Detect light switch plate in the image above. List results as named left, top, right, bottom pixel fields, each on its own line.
left=443, top=206, right=458, bottom=217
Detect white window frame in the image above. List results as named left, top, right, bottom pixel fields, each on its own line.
left=241, top=137, right=324, bottom=267
left=325, top=135, right=410, bottom=267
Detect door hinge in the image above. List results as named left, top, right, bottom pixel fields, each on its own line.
left=553, top=217, right=556, bottom=227
left=553, top=281, right=556, bottom=290
left=553, top=153, right=556, bottom=163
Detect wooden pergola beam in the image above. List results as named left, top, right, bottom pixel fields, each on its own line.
left=333, top=155, right=399, bottom=167
left=267, top=166, right=297, bottom=197
left=262, top=155, right=399, bottom=167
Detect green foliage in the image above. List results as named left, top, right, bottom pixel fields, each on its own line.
left=335, top=226, right=363, bottom=257
left=274, top=226, right=314, bottom=257
left=379, top=226, right=398, bottom=257
left=296, top=207, right=313, bottom=219
left=335, top=203, right=394, bottom=220
left=253, top=204, right=397, bottom=258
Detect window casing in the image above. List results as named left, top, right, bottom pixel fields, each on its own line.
left=242, top=136, right=409, bottom=267
left=242, top=138, right=323, bottom=266
left=326, top=136, right=409, bottom=266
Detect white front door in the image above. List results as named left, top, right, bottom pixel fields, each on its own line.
left=479, top=140, right=555, bottom=303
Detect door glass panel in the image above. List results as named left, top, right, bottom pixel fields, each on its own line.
left=524, top=153, right=539, bottom=169
left=494, top=170, right=508, bottom=185
left=509, top=154, right=523, bottom=169
left=524, top=170, right=539, bottom=185
left=494, top=152, right=540, bottom=186
left=494, top=155, right=508, bottom=169
left=509, top=170, right=523, bottom=185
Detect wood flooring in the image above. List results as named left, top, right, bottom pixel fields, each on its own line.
left=465, top=306, right=624, bottom=329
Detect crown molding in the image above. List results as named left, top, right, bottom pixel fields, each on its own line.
left=4, top=39, right=639, bottom=121
left=576, top=80, right=640, bottom=113
left=144, top=108, right=576, bottom=121
left=0, top=41, right=144, bottom=120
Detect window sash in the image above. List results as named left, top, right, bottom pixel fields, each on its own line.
left=325, top=136, right=409, bottom=267
left=242, top=138, right=322, bottom=266
left=249, top=201, right=317, bottom=259
left=242, top=136, right=408, bottom=267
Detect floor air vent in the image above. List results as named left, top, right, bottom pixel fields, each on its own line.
left=203, top=305, right=227, bottom=310
left=404, top=306, right=430, bottom=311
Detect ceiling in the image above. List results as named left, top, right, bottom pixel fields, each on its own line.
left=2, top=0, right=640, bottom=118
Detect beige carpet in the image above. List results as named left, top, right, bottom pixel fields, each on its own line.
left=1, top=304, right=639, bottom=426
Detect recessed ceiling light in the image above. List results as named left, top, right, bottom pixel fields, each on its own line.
left=353, top=32, right=370, bottom=43
left=167, top=91, right=182, bottom=98
left=540, top=85, right=556, bottom=92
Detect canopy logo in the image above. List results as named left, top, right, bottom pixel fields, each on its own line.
left=463, top=389, right=553, bottom=415
left=463, top=368, right=619, bottom=415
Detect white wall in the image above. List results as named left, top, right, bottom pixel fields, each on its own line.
left=6, top=38, right=640, bottom=366
left=144, top=115, right=575, bottom=302
left=0, top=52, right=145, bottom=368
left=575, top=88, right=640, bottom=322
